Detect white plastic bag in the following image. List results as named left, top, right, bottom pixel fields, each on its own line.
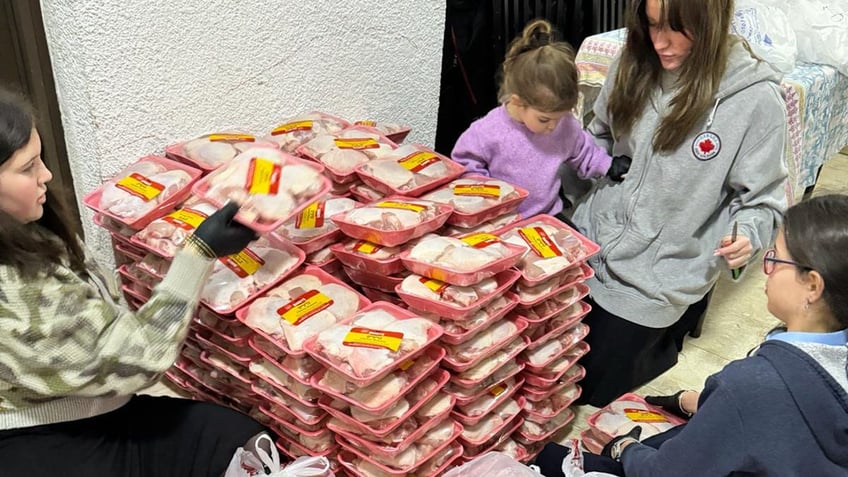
left=787, top=0, right=848, bottom=75
left=732, top=0, right=798, bottom=72
left=560, top=439, right=618, bottom=477
left=224, top=434, right=334, bottom=477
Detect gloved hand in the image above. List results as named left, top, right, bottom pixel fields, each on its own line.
left=601, top=426, right=642, bottom=460
left=187, top=202, right=258, bottom=258
left=645, top=390, right=697, bottom=419
left=606, top=155, right=632, bottom=182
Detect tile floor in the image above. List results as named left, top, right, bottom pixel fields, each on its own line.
left=143, top=152, right=848, bottom=447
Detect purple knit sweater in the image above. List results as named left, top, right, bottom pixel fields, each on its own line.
left=451, top=105, right=612, bottom=217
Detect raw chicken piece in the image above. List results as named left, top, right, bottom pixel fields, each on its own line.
left=422, top=177, right=520, bottom=213
left=441, top=295, right=513, bottom=335
left=305, top=246, right=335, bottom=265
left=318, top=369, right=408, bottom=409
left=349, top=398, right=410, bottom=426
left=204, top=147, right=324, bottom=223
left=523, top=385, right=579, bottom=415
left=399, top=274, right=497, bottom=307
left=461, top=398, right=520, bottom=442
left=442, top=212, right=522, bottom=237
left=445, top=319, right=519, bottom=363
left=266, top=112, right=348, bottom=152
left=516, top=266, right=586, bottom=302
left=416, top=392, right=453, bottom=419
left=248, top=360, right=322, bottom=402
left=501, top=221, right=588, bottom=279
left=407, top=235, right=513, bottom=272
left=350, top=182, right=385, bottom=202
left=457, top=377, right=517, bottom=417
left=525, top=304, right=585, bottom=342
left=359, top=145, right=454, bottom=193
left=417, top=419, right=456, bottom=450
left=276, top=197, right=357, bottom=240
left=593, top=406, right=676, bottom=439
left=456, top=338, right=525, bottom=382
left=133, top=199, right=218, bottom=257
left=338, top=238, right=401, bottom=261
left=341, top=198, right=439, bottom=231
left=99, top=162, right=193, bottom=221
left=181, top=132, right=261, bottom=168
left=522, top=285, right=582, bottom=319
left=300, top=129, right=395, bottom=176
left=520, top=408, right=574, bottom=437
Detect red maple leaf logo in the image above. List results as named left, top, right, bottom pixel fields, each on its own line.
left=699, top=139, right=715, bottom=155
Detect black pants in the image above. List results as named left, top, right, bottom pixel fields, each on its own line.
left=0, top=395, right=267, bottom=477
left=575, top=295, right=710, bottom=408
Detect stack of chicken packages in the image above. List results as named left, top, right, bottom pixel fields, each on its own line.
left=489, top=215, right=599, bottom=459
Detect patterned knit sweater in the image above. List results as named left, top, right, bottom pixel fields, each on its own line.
left=0, top=241, right=214, bottom=430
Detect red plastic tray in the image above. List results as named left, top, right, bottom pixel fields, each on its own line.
left=458, top=396, right=525, bottom=447
left=443, top=317, right=529, bottom=372
left=395, top=269, right=521, bottom=321
left=354, top=144, right=465, bottom=197
left=522, top=385, right=581, bottom=421
left=165, top=133, right=277, bottom=172
left=422, top=174, right=530, bottom=229
left=198, top=350, right=252, bottom=386
left=330, top=198, right=454, bottom=247
left=250, top=382, right=326, bottom=427
left=580, top=429, right=605, bottom=455
left=524, top=306, right=591, bottom=352
left=517, top=282, right=590, bottom=324
left=439, top=292, right=519, bottom=345
left=515, top=407, right=576, bottom=443
left=265, top=111, right=351, bottom=152
left=330, top=240, right=406, bottom=275
left=461, top=414, right=525, bottom=459
left=341, top=266, right=407, bottom=294
left=586, top=392, right=687, bottom=443
left=516, top=264, right=594, bottom=308
left=82, top=155, right=202, bottom=230
left=399, top=238, right=526, bottom=287
left=522, top=368, right=585, bottom=401
left=522, top=342, right=590, bottom=387
left=295, top=126, right=399, bottom=184
left=337, top=440, right=462, bottom=477
left=451, top=376, right=525, bottom=427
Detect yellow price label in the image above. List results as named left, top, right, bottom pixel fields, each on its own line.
left=115, top=173, right=165, bottom=202
left=277, top=290, right=334, bottom=326
left=518, top=226, right=563, bottom=258
left=453, top=183, right=501, bottom=198
left=219, top=248, right=265, bottom=278
left=399, top=359, right=415, bottom=371
left=271, top=120, right=313, bottom=135
left=489, top=383, right=507, bottom=397
left=334, top=138, right=380, bottom=150
left=397, top=151, right=440, bottom=173
left=343, top=327, right=404, bottom=353
left=352, top=240, right=382, bottom=255
left=208, top=133, right=255, bottom=142
left=419, top=277, right=448, bottom=294
left=460, top=233, right=500, bottom=249
left=245, top=157, right=282, bottom=195
left=295, top=202, right=325, bottom=229
left=354, top=120, right=377, bottom=127
left=375, top=201, right=427, bottom=213
left=624, top=409, right=669, bottom=423
left=163, top=208, right=208, bottom=231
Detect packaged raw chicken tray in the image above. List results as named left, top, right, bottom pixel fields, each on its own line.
left=452, top=376, right=525, bottom=427
left=352, top=119, right=412, bottom=144
left=236, top=266, right=371, bottom=356
left=522, top=366, right=585, bottom=402
left=395, top=269, right=520, bottom=320
left=587, top=393, right=686, bottom=442
left=274, top=196, right=359, bottom=254
left=523, top=303, right=591, bottom=350
left=302, top=302, right=443, bottom=387
left=458, top=396, right=524, bottom=449
left=248, top=334, right=324, bottom=385
left=443, top=450, right=543, bottom=477
left=354, top=144, right=464, bottom=197
left=399, top=233, right=526, bottom=286
left=521, top=383, right=581, bottom=421
left=165, top=131, right=277, bottom=172
left=83, top=155, right=202, bottom=230
left=330, top=197, right=453, bottom=247
left=296, top=126, right=398, bottom=184
left=330, top=239, right=405, bottom=275
left=192, top=147, right=330, bottom=233
left=521, top=342, right=590, bottom=388
left=515, top=263, right=594, bottom=307
left=496, top=214, right=600, bottom=286
left=438, top=293, right=519, bottom=345
left=311, top=345, right=445, bottom=414
left=517, top=282, right=590, bottom=324
left=342, top=266, right=410, bottom=294
left=442, top=317, right=529, bottom=372
left=523, top=321, right=591, bottom=368
left=442, top=211, right=522, bottom=238
left=422, top=175, right=529, bottom=228
left=130, top=197, right=219, bottom=258
left=199, top=234, right=304, bottom=314
left=265, top=111, right=350, bottom=153
left=515, top=406, right=576, bottom=444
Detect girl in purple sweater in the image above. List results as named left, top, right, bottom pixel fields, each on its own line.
left=451, top=19, right=630, bottom=218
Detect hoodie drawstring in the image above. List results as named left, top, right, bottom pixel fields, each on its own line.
left=706, top=98, right=721, bottom=130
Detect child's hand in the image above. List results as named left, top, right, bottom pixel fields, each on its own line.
left=607, top=155, right=632, bottom=182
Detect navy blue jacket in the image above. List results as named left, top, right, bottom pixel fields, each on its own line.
left=621, top=340, right=848, bottom=476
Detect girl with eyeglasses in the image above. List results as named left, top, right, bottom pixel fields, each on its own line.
left=536, top=194, right=848, bottom=476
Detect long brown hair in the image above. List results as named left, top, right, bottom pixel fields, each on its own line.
left=783, top=195, right=848, bottom=329
left=0, top=88, right=85, bottom=278
left=609, top=0, right=735, bottom=152
left=499, top=19, right=579, bottom=113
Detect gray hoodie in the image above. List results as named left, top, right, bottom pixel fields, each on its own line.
left=572, top=41, right=789, bottom=328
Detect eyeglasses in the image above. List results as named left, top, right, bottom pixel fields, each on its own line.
left=762, top=249, right=812, bottom=275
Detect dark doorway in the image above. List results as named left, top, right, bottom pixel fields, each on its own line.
left=1, top=1, right=79, bottom=230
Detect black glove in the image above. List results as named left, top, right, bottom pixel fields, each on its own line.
left=188, top=202, right=258, bottom=258
left=606, top=155, right=632, bottom=182
left=645, top=390, right=694, bottom=419
left=601, top=425, right=642, bottom=460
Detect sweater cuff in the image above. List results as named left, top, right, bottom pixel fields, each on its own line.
left=158, top=248, right=215, bottom=303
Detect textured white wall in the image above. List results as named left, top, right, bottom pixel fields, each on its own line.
left=40, top=0, right=446, bottom=259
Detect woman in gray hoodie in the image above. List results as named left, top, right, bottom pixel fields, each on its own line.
left=571, top=0, right=788, bottom=406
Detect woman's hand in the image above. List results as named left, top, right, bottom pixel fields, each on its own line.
left=715, top=234, right=752, bottom=269
left=645, top=390, right=700, bottom=418
left=187, top=202, right=258, bottom=258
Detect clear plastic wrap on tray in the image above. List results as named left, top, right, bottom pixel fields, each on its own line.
left=297, top=127, right=398, bottom=183
left=165, top=131, right=277, bottom=171
left=310, top=346, right=445, bottom=414
left=496, top=215, right=600, bottom=286
left=422, top=175, right=529, bottom=228
left=192, top=147, right=330, bottom=232
left=330, top=239, right=405, bottom=275
left=82, top=156, right=201, bottom=230
left=438, top=293, right=519, bottom=345
left=131, top=198, right=218, bottom=258
left=587, top=392, right=686, bottom=443
left=247, top=334, right=324, bottom=385
left=236, top=266, right=370, bottom=355
left=355, top=144, right=464, bottom=197
left=516, top=263, right=594, bottom=307
left=342, top=266, right=409, bottom=294
left=452, top=376, right=524, bottom=427
left=338, top=439, right=463, bottom=477
left=522, top=383, right=581, bottom=420
left=523, top=341, right=590, bottom=386
left=274, top=197, right=358, bottom=254
left=517, top=282, right=590, bottom=323
left=442, top=211, right=522, bottom=238
left=395, top=270, right=520, bottom=320
left=302, top=302, right=444, bottom=387
left=249, top=358, right=323, bottom=403
left=200, top=235, right=304, bottom=314
left=259, top=402, right=326, bottom=433
left=516, top=406, right=575, bottom=443
left=330, top=197, right=453, bottom=247
left=349, top=181, right=386, bottom=203
left=458, top=397, right=523, bottom=447
left=400, top=234, right=526, bottom=286
left=449, top=338, right=528, bottom=389
left=251, top=381, right=326, bottom=425
left=523, top=303, right=590, bottom=349
left=352, top=120, right=411, bottom=144
left=523, top=363, right=586, bottom=390
left=443, top=317, right=528, bottom=372
left=265, top=111, right=350, bottom=152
